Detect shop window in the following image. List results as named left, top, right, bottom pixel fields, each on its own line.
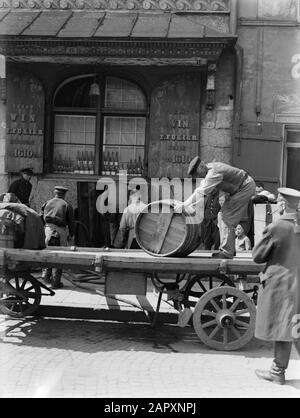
left=52, top=75, right=146, bottom=176
left=53, top=114, right=96, bottom=174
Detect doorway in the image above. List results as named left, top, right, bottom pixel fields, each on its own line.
left=284, top=128, right=300, bottom=190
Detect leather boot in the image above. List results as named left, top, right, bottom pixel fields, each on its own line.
left=255, top=364, right=285, bottom=385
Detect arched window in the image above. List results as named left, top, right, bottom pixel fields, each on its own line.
left=52, top=75, right=147, bottom=176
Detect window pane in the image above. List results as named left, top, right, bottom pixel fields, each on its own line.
left=54, top=76, right=96, bottom=108
left=105, top=77, right=146, bottom=110
left=103, top=116, right=145, bottom=175
left=53, top=115, right=96, bottom=174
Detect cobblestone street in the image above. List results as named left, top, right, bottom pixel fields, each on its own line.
left=0, top=315, right=299, bottom=398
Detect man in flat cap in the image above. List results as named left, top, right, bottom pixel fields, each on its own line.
left=8, top=168, right=33, bottom=206
left=253, top=187, right=300, bottom=385
left=41, top=186, right=75, bottom=289
left=175, top=157, right=256, bottom=259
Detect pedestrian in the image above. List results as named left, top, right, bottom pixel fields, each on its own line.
left=235, top=224, right=251, bottom=252
left=174, top=157, right=256, bottom=259
left=235, top=223, right=252, bottom=290
left=253, top=187, right=300, bottom=385
left=41, top=186, right=75, bottom=289
left=116, top=186, right=147, bottom=249
left=199, top=188, right=220, bottom=250
left=8, top=168, right=33, bottom=206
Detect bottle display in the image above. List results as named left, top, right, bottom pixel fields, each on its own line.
left=53, top=149, right=95, bottom=175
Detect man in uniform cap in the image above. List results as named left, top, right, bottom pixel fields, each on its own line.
left=8, top=168, right=34, bottom=206
left=175, top=157, right=256, bottom=259
left=41, top=185, right=75, bottom=288
left=253, top=187, right=300, bottom=385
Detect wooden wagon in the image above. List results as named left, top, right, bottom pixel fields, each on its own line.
left=0, top=246, right=264, bottom=351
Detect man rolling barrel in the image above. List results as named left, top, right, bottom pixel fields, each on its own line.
left=174, top=157, right=256, bottom=259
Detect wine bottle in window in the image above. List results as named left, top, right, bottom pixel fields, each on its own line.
left=88, top=152, right=94, bottom=175
left=82, top=151, right=88, bottom=174
left=58, top=154, right=64, bottom=172
left=106, top=152, right=111, bottom=175
left=79, top=152, right=84, bottom=174
left=128, top=159, right=134, bottom=176
left=101, top=152, right=106, bottom=176
left=132, top=159, right=137, bottom=176
left=53, top=156, right=59, bottom=172
left=110, top=152, right=116, bottom=176
left=74, top=152, right=80, bottom=174
left=115, top=151, right=119, bottom=173
left=138, top=156, right=143, bottom=176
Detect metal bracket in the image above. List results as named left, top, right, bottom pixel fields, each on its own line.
left=218, top=260, right=228, bottom=275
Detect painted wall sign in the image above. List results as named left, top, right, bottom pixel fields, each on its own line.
left=148, top=74, right=201, bottom=178
left=5, top=71, right=44, bottom=173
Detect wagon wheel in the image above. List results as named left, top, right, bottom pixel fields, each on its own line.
left=181, top=273, right=235, bottom=309
left=0, top=273, right=42, bottom=318
left=193, top=286, right=256, bottom=351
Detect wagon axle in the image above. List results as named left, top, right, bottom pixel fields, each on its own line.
left=217, top=310, right=235, bottom=328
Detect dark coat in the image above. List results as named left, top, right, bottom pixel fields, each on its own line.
left=252, top=213, right=300, bottom=341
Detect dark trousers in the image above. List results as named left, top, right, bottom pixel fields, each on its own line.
left=272, top=340, right=300, bottom=372
left=200, top=220, right=220, bottom=250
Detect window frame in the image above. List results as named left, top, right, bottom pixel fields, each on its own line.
left=51, top=73, right=148, bottom=177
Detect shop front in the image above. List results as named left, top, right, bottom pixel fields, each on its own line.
left=0, top=1, right=237, bottom=246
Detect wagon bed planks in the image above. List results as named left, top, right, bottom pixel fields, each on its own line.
left=0, top=248, right=264, bottom=276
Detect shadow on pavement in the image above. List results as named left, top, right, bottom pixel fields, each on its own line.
left=1, top=315, right=284, bottom=361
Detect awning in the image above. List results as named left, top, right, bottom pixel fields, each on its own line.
left=0, top=10, right=237, bottom=65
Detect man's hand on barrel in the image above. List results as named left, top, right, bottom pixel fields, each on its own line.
left=173, top=202, right=196, bottom=215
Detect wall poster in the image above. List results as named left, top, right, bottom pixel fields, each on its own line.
left=5, top=70, right=45, bottom=173
left=148, top=73, right=201, bottom=179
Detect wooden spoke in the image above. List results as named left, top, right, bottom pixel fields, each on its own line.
left=229, top=297, right=241, bottom=312
left=222, top=294, right=227, bottom=309
left=209, top=325, right=220, bottom=339
left=15, top=278, right=20, bottom=290
left=235, top=319, right=250, bottom=329
left=202, top=310, right=216, bottom=317
left=209, top=298, right=220, bottom=312
left=223, top=328, right=228, bottom=345
left=231, top=325, right=242, bottom=339
left=20, top=279, right=28, bottom=290
left=202, top=319, right=217, bottom=329
left=235, top=309, right=250, bottom=316
left=24, top=291, right=38, bottom=299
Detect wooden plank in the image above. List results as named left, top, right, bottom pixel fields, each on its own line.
left=149, top=213, right=174, bottom=253
left=0, top=248, right=264, bottom=276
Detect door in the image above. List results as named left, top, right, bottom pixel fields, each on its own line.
left=232, top=121, right=284, bottom=194
left=284, top=128, right=300, bottom=190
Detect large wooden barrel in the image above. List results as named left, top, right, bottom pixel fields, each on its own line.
left=135, top=200, right=202, bottom=257
left=0, top=234, right=14, bottom=248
